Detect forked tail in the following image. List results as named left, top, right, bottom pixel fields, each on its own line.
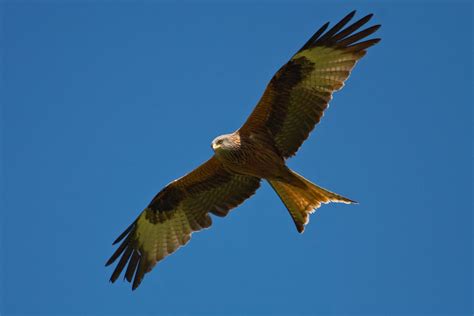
left=268, top=170, right=356, bottom=233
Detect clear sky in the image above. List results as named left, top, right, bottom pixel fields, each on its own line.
left=1, top=1, right=472, bottom=315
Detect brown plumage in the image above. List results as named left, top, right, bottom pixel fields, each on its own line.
left=106, top=11, right=381, bottom=290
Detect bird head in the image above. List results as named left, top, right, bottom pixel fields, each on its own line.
left=211, top=134, right=236, bottom=152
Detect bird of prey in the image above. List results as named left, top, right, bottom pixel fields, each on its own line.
left=106, top=11, right=380, bottom=290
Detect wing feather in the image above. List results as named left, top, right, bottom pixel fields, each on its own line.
left=240, top=11, right=380, bottom=158
left=106, top=156, right=260, bottom=290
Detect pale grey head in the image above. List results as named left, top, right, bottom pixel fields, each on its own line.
left=211, top=133, right=240, bottom=153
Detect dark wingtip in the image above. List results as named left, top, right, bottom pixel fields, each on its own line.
left=112, top=222, right=135, bottom=245
left=356, top=13, right=374, bottom=27
left=298, top=11, right=380, bottom=54
left=328, top=12, right=379, bottom=46
left=372, top=24, right=382, bottom=32
left=314, top=11, right=358, bottom=45
left=132, top=280, right=141, bottom=291
left=108, top=240, right=134, bottom=283
left=372, top=38, right=382, bottom=45
left=346, top=10, right=357, bottom=20
left=340, top=11, right=357, bottom=26
left=131, top=261, right=147, bottom=291
left=297, top=21, right=330, bottom=53
left=124, top=251, right=140, bottom=283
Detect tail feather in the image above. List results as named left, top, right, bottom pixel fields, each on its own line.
left=269, top=170, right=356, bottom=233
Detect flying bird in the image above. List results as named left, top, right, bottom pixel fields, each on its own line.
left=106, top=11, right=380, bottom=290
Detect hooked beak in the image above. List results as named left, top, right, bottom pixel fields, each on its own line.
left=212, top=142, right=220, bottom=151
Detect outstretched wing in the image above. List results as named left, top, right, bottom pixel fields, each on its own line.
left=106, top=157, right=260, bottom=290
left=240, top=11, right=381, bottom=158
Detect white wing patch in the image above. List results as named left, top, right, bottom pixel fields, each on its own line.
left=294, top=46, right=359, bottom=93
left=135, top=207, right=210, bottom=268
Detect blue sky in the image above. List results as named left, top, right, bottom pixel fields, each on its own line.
left=1, top=2, right=472, bottom=315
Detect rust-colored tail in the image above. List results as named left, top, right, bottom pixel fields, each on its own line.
left=268, top=170, right=356, bottom=233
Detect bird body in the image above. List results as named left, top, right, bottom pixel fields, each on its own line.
left=212, top=131, right=287, bottom=180
left=212, top=129, right=355, bottom=232
left=106, top=11, right=381, bottom=290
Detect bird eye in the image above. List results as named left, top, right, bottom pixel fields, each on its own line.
left=218, top=139, right=223, bottom=144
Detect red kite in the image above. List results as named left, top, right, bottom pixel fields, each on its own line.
left=106, top=11, right=380, bottom=290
